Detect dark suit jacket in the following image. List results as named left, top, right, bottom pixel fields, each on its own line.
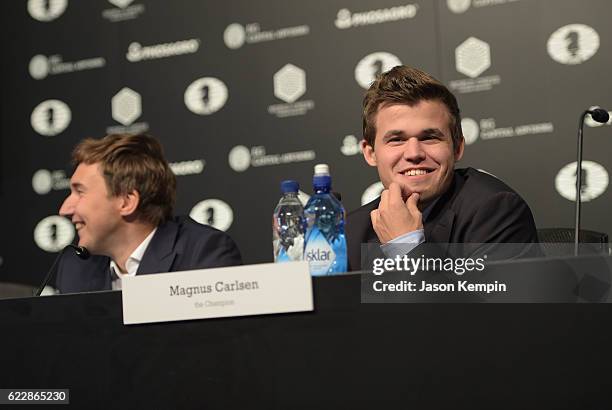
left=346, top=167, right=539, bottom=271
left=55, top=216, right=242, bottom=293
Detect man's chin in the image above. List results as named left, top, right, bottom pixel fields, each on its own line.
left=396, top=184, right=427, bottom=200
left=397, top=187, right=437, bottom=207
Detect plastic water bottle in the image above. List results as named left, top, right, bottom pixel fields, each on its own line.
left=304, top=164, right=347, bottom=275
left=273, top=180, right=306, bottom=262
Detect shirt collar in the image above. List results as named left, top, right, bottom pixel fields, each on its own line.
left=110, top=227, right=157, bottom=278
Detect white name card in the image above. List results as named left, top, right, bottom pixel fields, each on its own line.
left=121, top=261, right=313, bottom=325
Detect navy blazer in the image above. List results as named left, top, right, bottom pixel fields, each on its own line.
left=346, top=168, right=540, bottom=271
left=54, top=216, right=242, bottom=293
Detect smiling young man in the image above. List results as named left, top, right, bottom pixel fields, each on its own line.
left=54, top=133, right=242, bottom=293
left=346, top=65, right=539, bottom=270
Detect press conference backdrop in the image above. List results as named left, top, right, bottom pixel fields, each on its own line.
left=0, top=0, right=610, bottom=286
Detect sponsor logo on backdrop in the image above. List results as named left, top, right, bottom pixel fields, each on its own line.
left=447, top=0, right=471, bottom=13
left=355, top=52, right=402, bottom=89
left=227, top=146, right=251, bottom=172
left=109, top=0, right=132, bottom=6
left=459, top=117, right=554, bottom=144
left=31, top=99, right=71, bottom=136
left=107, top=87, right=149, bottom=134
left=274, top=64, right=305, bottom=103
left=190, top=199, right=234, bottom=231
left=555, top=161, right=609, bottom=202
left=334, top=4, right=418, bottom=29
left=547, top=24, right=600, bottom=65
left=585, top=106, right=612, bottom=128
left=126, top=38, right=200, bottom=62
left=456, top=37, right=490, bottom=77
left=103, top=0, right=144, bottom=22
left=361, top=182, right=385, bottom=205
left=450, top=37, right=501, bottom=94
left=184, top=77, right=228, bottom=115
left=168, top=159, right=206, bottom=176
left=340, top=135, right=362, bottom=156
left=223, top=22, right=309, bottom=50
left=461, top=118, right=479, bottom=145
left=228, top=145, right=316, bottom=172
left=32, top=169, right=70, bottom=195
left=28, top=0, right=67, bottom=22
left=34, top=215, right=75, bottom=252
left=268, top=64, right=314, bottom=118
left=447, top=0, right=520, bottom=14
left=29, top=54, right=106, bottom=80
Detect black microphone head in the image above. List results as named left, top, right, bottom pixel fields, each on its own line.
left=68, top=245, right=90, bottom=259
left=75, top=246, right=90, bottom=260
left=590, top=108, right=610, bottom=124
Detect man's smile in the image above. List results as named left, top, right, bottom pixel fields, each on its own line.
left=397, top=167, right=435, bottom=177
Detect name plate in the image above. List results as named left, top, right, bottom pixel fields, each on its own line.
left=121, top=261, right=313, bottom=325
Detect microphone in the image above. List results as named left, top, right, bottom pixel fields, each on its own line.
left=73, top=245, right=90, bottom=260
left=35, top=245, right=90, bottom=296
left=590, top=108, right=610, bottom=124
left=574, top=107, right=609, bottom=255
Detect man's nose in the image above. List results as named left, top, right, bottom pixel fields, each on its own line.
left=59, top=194, right=75, bottom=217
left=402, top=138, right=426, bottom=162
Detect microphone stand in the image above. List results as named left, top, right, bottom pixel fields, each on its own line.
left=574, top=108, right=610, bottom=256
left=36, top=245, right=90, bottom=296
left=574, top=110, right=588, bottom=256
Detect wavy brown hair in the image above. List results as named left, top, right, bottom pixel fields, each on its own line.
left=72, top=133, right=176, bottom=226
left=362, top=65, right=463, bottom=149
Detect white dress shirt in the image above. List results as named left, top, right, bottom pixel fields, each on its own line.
left=110, top=228, right=157, bottom=290
left=379, top=197, right=440, bottom=258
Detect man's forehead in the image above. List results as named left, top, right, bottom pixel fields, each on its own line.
left=375, top=101, right=452, bottom=133
left=71, top=162, right=102, bottom=183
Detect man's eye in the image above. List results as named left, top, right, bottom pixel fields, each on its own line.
left=421, top=135, right=439, bottom=142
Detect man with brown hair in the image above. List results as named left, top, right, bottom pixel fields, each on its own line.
left=346, top=65, right=538, bottom=270
left=55, top=133, right=242, bottom=293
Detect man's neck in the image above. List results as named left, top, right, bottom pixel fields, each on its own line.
left=109, top=223, right=156, bottom=273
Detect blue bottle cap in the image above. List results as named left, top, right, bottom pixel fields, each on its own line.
left=280, top=180, right=299, bottom=193
left=313, top=175, right=331, bottom=190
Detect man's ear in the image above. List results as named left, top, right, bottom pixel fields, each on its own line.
left=119, top=190, right=140, bottom=217
left=361, top=140, right=377, bottom=167
left=454, top=136, right=465, bottom=162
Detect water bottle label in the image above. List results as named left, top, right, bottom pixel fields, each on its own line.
left=276, top=247, right=291, bottom=262
left=305, top=227, right=336, bottom=276
left=275, top=236, right=304, bottom=262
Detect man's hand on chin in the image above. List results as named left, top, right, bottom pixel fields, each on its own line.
left=370, top=182, right=423, bottom=243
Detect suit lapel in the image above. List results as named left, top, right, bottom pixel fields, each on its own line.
left=425, top=209, right=455, bottom=244
left=137, top=220, right=179, bottom=275
left=423, top=171, right=465, bottom=246
left=86, top=257, right=113, bottom=291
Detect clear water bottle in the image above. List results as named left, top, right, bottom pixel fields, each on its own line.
left=304, top=164, right=347, bottom=275
left=273, top=180, right=306, bottom=262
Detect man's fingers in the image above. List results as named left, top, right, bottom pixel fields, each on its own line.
left=379, top=189, right=389, bottom=209
left=388, top=182, right=403, bottom=205
left=406, top=192, right=420, bottom=214
left=370, top=209, right=379, bottom=230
